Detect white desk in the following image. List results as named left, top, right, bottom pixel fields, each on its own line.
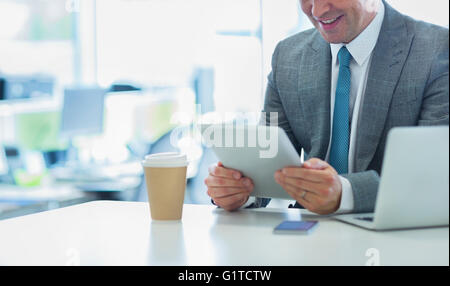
left=0, top=200, right=447, bottom=266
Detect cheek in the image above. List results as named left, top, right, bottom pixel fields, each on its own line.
left=300, top=1, right=312, bottom=17
left=344, top=14, right=359, bottom=38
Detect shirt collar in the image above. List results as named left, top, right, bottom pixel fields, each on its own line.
left=330, top=1, right=385, bottom=66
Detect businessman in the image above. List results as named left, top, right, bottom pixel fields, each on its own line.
left=205, top=0, right=449, bottom=214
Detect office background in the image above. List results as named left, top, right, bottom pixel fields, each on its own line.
left=0, top=0, right=448, bottom=218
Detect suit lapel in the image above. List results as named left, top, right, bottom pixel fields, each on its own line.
left=355, top=3, right=415, bottom=172
left=297, top=34, right=332, bottom=160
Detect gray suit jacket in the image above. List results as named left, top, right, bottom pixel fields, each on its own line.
left=260, top=2, right=449, bottom=212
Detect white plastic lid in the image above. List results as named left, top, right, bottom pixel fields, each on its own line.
left=141, top=152, right=188, bottom=168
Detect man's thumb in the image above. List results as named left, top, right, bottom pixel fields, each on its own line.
left=303, top=158, right=328, bottom=169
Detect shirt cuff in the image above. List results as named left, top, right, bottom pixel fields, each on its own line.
left=240, top=196, right=257, bottom=209
left=334, top=175, right=354, bottom=214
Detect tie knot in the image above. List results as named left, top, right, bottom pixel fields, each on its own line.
left=338, top=46, right=352, bottom=68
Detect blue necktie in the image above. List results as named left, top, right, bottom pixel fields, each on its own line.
left=329, top=46, right=352, bottom=174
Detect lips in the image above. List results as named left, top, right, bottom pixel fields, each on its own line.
left=318, top=15, right=343, bottom=31
left=321, top=16, right=339, bottom=24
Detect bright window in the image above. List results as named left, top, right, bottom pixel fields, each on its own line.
left=0, top=0, right=75, bottom=85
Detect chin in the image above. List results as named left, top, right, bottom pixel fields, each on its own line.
left=314, top=19, right=350, bottom=44
left=325, top=38, right=343, bottom=44
left=319, top=32, right=344, bottom=44
left=319, top=29, right=351, bottom=44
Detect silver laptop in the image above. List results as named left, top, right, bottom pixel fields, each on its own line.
left=334, top=126, right=449, bottom=230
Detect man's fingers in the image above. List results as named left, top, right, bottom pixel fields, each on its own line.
left=213, top=193, right=249, bottom=211
left=278, top=182, right=316, bottom=210
left=281, top=181, right=321, bottom=202
left=205, top=176, right=252, bottom=188
left=302, top=158, right=328, bottom=169
left=276, top=170, right=335, bottom=197
left=281, top=167, right=333, bottom=183
left=212, top=191, right=249, bottom=208
left=280, top=175, right=325, bottom=196
left=207, top=186, right=252, bottom=199
left=275, top=171, right=321, bottom=201
left=208, top=163, right=242, bottom=180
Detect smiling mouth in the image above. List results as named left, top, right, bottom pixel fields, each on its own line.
left=319, top=15, right=342, bottom=25
left=316, top=15, right=344, bottom=31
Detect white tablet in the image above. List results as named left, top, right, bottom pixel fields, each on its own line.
left=200, top=124, right=302, bottom=199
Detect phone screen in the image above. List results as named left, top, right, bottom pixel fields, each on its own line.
left=273, top=220, right=318, bottom=234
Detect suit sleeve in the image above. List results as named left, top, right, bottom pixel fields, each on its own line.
left=343, top=30, right=449, bottom=214
left=260, top=42, right=302, bottom=153
left=418, top=32, right=449, bottom=126
left=341, top=171, right=380, bottom=213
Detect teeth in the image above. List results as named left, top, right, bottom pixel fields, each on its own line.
left=321, top=17, right=338, bottom=24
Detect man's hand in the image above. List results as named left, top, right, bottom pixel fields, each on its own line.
left=274, top=158, right=342, bottom=215
left=205, top=162, right=254, bottom=211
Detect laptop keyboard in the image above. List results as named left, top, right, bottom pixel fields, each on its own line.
left=355, top=216, right=374, bottom=222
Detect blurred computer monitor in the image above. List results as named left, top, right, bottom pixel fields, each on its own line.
left=60, top=87, right=106, bottom=138
left=0, top=75, right=54, bottom=101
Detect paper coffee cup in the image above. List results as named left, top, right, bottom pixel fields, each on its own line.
left=142, top=152, right=188, bottom=221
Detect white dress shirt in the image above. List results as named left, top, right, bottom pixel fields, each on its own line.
left=243, top=2, right=385, bottom=211
left=329, top=1, right=385, bottom=213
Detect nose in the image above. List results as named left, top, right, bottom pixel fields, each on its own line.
left=311, top=0, right=332, bottom=19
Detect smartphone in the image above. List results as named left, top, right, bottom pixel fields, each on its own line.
left=273, top=220, right=318, bottom=235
